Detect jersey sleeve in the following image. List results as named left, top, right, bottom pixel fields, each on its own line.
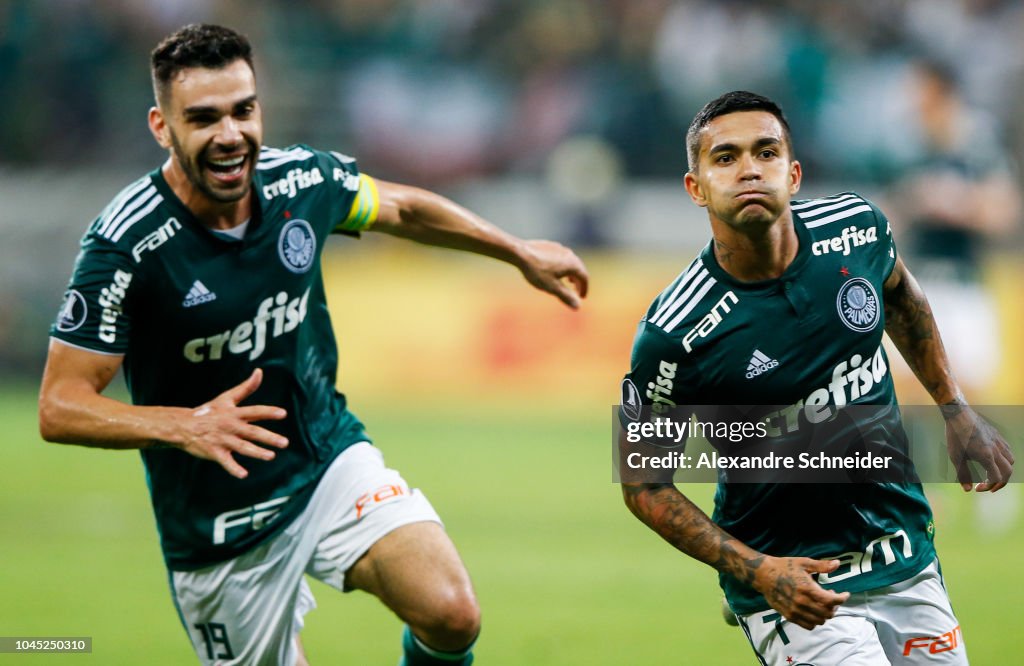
left=50, top=234, right=138, bottom=355
left=620, top=320, right=698, bottom=433
left=865, top=196, right=898, bottom=281
left=322, top=150, right=380, bottom=234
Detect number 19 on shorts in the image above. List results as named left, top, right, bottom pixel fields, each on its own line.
left=194, top=622, right=234, bottom=660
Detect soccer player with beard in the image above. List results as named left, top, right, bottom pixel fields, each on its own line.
left=618, top=91, right=1013, bottom=665
left=39, top=24, right=587, bottom=666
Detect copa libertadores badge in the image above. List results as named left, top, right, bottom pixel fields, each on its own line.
left=56, top=289, right=87, bottom=332
left=621, top=378, right=642, bottom=422
left=278, top=219, right=316, bottom=273
left=836, top=277, right=879, bottom=332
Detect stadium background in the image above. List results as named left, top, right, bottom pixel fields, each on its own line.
left=2, top=1, right=1022, bottom=663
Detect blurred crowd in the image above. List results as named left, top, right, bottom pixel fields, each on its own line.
left=2, top=0, right=1024, bottom=187
left=2, top=0, right=1023, bottom=386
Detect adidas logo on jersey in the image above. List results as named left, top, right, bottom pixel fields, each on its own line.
left=183, top=280, right=217, bottom=308
left=745, top=349, right=779, bottom=379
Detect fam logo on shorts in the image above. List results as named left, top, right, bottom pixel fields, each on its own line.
left=836, top=277, right=879, bottom=332
left=355, top=484, right=410, bottom=519
left=278, top=219, right=316, bottom=273
left=56, top=290, right=87, bottom=332
left=621, top=378, right=642, bottom=422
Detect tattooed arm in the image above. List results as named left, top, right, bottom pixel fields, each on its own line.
left=621, top=480, right=849, bottom=629
left=882, top=255, right=959, bottom=404
left=883, top=256, right=1014, bottom=491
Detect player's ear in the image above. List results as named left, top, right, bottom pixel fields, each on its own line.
left=788, top=159, right=802, bottom=196
left=684, top=171, right=708, bottom=207
left=148, top=106, right=172, bottom=149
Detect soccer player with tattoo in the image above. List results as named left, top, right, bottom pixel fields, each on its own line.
left=619, top=91, right=1013, bottom=665
left=39, top=24, right=588, bottom=666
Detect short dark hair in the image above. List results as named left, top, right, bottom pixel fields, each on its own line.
left=686, top=91, right=793, bottom=172
left=151, top=24, right=254, bottom=104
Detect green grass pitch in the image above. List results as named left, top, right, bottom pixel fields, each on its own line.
left=2, top=387, right=1020, bottom=664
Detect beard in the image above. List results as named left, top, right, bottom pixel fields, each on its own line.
left=169, top=130, right=259, bottom=203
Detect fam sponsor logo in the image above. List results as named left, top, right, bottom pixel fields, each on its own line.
left=278, top=219, right=316, bottom=273
left=183, top=288, right=310, bottom=363
left=763, top=345, right=888, bottom=436
left=355, top=483, right=409, bottom=519
left=837, top=277, right=880, bottom=332
left=683, top=290, right=738, bottom=353
left=811, top=224, right=878, bottom=257
left=132, top=217, right=181, bottom=262
left=98, top=270, right=133, bottom=343
left=817, top=529, right=913, bottom=584
left=903, top=625, right=962, bottom=657
left=262, top=167, right=324, bottom=200
left=212, top=496, right=289, bottom=545
left=332, top=168, right=360, bottom=191
left=56, top=289, right=88, bottom=333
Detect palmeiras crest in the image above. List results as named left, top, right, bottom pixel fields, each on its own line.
left=836, top=277, right=879, bottom=332
left=278, top=219, right=316, bottom=274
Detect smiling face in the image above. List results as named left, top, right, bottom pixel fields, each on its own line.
left=148, top=59, right=262, bottom=204
left=684, top=111, right=801, bottom=233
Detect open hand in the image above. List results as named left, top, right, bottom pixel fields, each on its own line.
left=178, top=368, right=289, bottom=479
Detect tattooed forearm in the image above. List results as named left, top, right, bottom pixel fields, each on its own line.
left=622, top=483, right=765, bottom=586
left=763, top=559, right=798, bottom=609
left=939, top=396, right=968, bottom=419
left=883, top=260, right=960, bottom=405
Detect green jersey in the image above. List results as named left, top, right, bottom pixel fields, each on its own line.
left=621, top=193, right=935, bottom=615
left=51, top=145, right=382, bottom=570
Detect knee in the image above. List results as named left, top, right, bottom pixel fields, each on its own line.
left=418, top=588, right=481, bottom=650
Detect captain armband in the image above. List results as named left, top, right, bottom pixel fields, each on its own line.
left=335, top=174, right=380, bottom=233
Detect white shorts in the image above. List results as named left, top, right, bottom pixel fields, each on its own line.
left=170, top=442, right=442, bottom=666
left=738, top=560, right=966, bottom=665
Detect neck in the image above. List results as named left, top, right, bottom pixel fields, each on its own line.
left=710, top=211, right=799, bottom=282
left=162, top=159, right=251, bottom=230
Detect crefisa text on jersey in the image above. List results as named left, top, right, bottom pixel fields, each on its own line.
left=811, top=224, right=878, bottom=257
left=98, top=269, right=133, bottom=343
left=262, top=167, right=325, bottom=200
left=646, top=360, right=679, bottom=415
left=763, top=345, right=888, bottom=435
left=183, top=288, right=310, bottom=363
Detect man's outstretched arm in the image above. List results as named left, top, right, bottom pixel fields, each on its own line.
left=621, top=480, right=849, bottom=629
left=367, top=180, right=588, bottom=309
left=38, top=340, right=288, bottom=479
left=883, top=255, right=1014, bottom=490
